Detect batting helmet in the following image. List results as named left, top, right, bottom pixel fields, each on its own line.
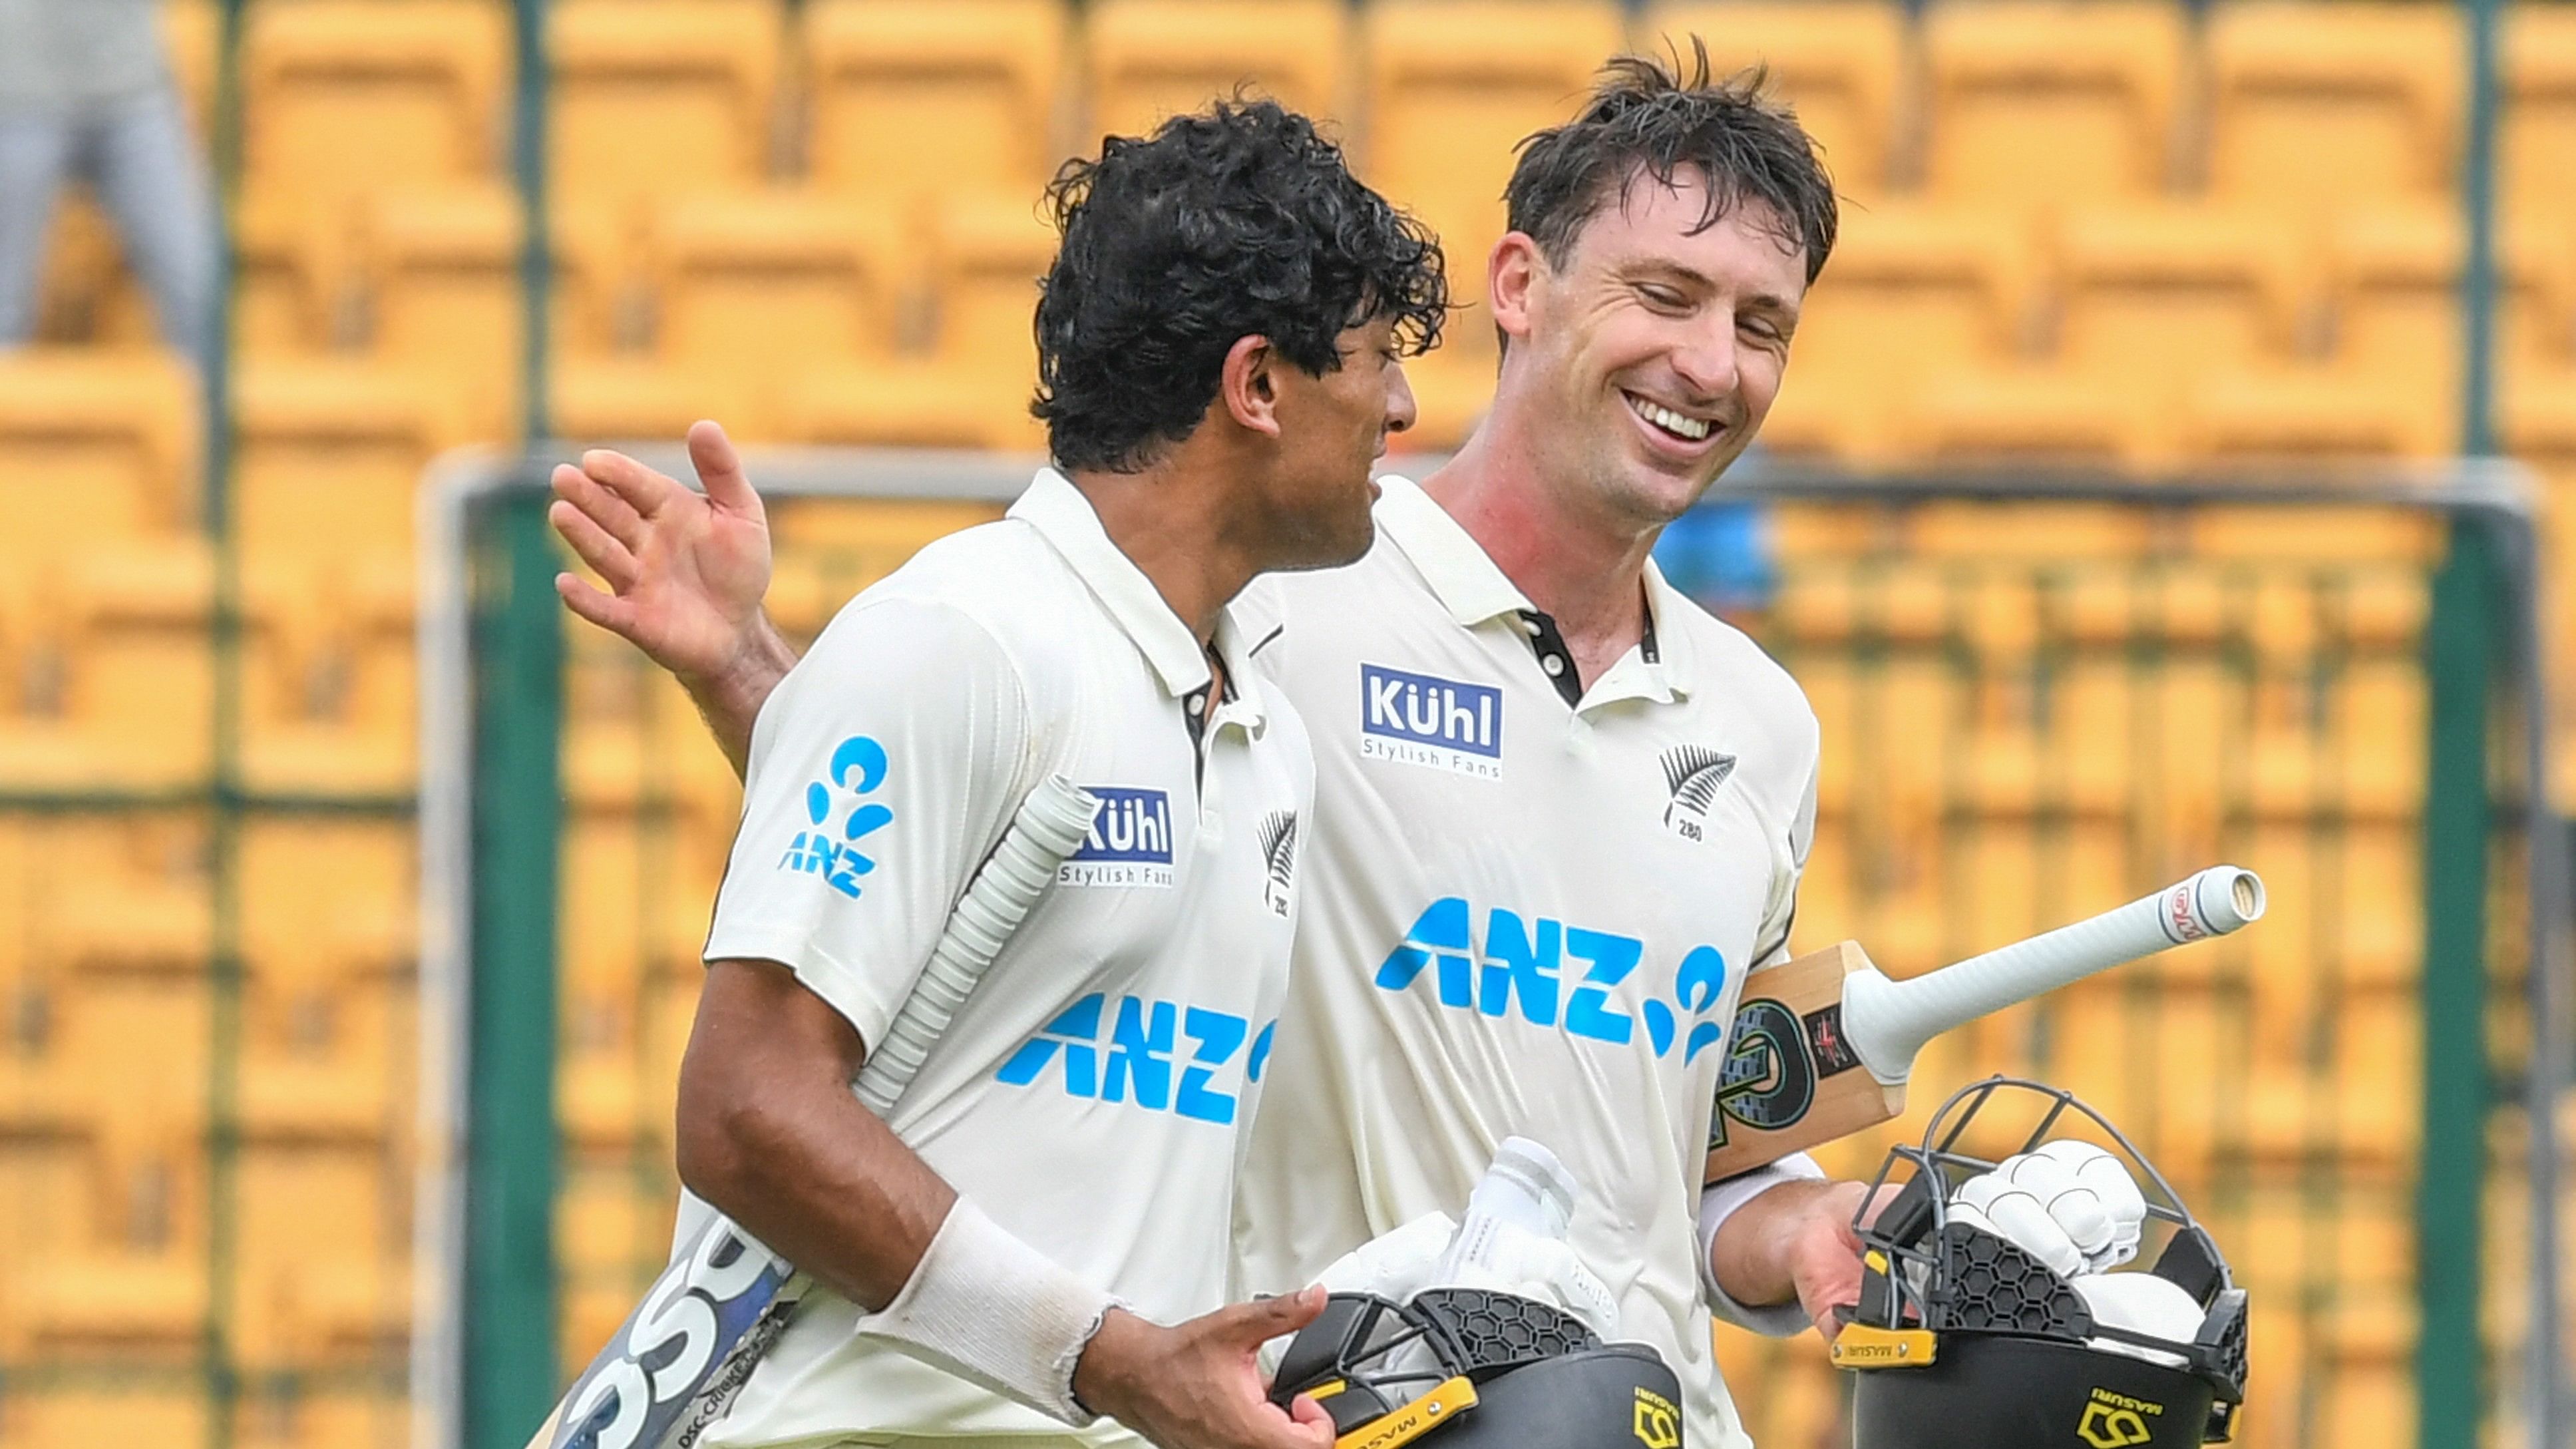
left=1270, top=1287, right=1685, bottom=1449
left=1833, top=1077, right=2250, bottom=1447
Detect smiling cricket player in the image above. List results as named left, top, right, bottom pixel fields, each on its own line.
left=557, top=51, right=1882, bottom=1449
left=556, top=102, right=1447, bottom=1449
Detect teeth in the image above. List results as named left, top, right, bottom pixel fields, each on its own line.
left=1628, top=393, right=1713, bottom=441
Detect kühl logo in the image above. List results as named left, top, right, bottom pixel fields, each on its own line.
left=1060, top=787, right=1175, bottom=888
left=1374, top=899, right=1730, bottom=1062
left=777, top=735, right=895, bottom=899
left=1360, top=664, right=1503, bottom=779
left=997, top=993, right=1278, bottom=1124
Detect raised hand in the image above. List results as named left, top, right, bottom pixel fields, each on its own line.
left=1073, top=1291, right=1338, bottom=1449
left=549, top=420, right=793, bottom=772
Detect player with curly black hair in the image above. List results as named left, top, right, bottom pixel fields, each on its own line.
left=556, top=49, right=1880, bottom=1449
left=538, top=101, right=1441, bottom=1449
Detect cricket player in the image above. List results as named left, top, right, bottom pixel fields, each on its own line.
left=560, top=54, right=1879, bottom=1449
left=581, top=102, right=1448, bottom=1449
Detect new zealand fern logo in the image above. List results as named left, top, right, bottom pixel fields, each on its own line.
left=1258, top=811, right=1298, bottom=918
left=1660, top=745, right=1737, bottom=841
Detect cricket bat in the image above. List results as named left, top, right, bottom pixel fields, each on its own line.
left=1703, top=865, right=2265, bottom=1183
left=522, top=774, right=1102, bottom=1449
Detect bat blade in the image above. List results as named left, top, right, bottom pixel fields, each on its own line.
left=1704, top=942, right=1904, bottom=1183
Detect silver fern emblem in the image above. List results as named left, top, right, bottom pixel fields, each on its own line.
left=1661, top=746, right=1736, bottom=835
left=1257, top=811, right=1298, bottom=917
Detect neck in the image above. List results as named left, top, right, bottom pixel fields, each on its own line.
left=1421, top=406, right=1660, bottom=652
left=1069, top=455, right=1260, bottom=646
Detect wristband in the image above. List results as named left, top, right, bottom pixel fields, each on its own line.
left=854, top=1195, right=1121, bottom=1424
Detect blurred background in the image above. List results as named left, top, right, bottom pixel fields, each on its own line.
left=0, top=1, right=2571, bottom=1448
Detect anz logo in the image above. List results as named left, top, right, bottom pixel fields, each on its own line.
left=997, top=992, right=1278, bottom=1125
left=1059, top=786, right=1175, bottom=888
left=1360, top=664, right=1503, bottom=779
left=777, top=735, right=896, bottom=899
left=1374, top=898, right=1731, bottom=1062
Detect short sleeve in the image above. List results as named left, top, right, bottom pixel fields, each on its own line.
left=1751, top=757, right=1817, bottom=968
left=703, top=596, right=1033, bottom=1050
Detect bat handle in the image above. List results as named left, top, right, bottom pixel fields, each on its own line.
left=1841, top=865, right=2266, bottom=1086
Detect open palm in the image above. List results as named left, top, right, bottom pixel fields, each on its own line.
left=550, top=419, right=777, bottom=684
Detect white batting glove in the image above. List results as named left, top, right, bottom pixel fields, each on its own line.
left=2072, top=1271, right=2204, bottom=1368
left=1429, top=1219, right=1622, bottom=1338
left=1314, top=1211, right=1458, bottom=1304
left=1950, top=1145, right=2147, bottom=1278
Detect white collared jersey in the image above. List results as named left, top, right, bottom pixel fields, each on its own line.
left=1230, top=477, right=1819, bottom=1449
left=699, top=470, right=1312, bottom=1449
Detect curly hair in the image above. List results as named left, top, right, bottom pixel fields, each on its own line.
left=1505, top=39, right=1837, bottom=286
left=1033, top=99, right=1447, bottom=475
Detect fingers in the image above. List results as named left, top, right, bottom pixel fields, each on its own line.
left=549, top=498, right=638, bottom=590
left=687, top=419, right=764, bottom=520
left=1286, top=1394, right=1333, bottom=1432
left=1214, top=1285, right=1326, bottom=1348
left=556, top=570, right=638, bottom=636
left=580, top=446, right=685, bottom=520
left=552, top=461, right=647, bottom=552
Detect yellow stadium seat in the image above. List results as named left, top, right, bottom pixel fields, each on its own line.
left=1087, top=0, right=1350, bottom=141
left=2207, top=2, right=2463, bottom=229
left=653, top=190, right=911, bottom=435
left=2326, top=206, right=2566, bottom=443
left=805, top=0, right=1067, bottom=226
left=1651, top=3, right=1906, bottom=200
left=1361, top=1, right=1625, bottom=377
left=1921, top=1, right=2185, bottom=220
left=234, top=359, right=455, bottom=578
left=59, top=539, right=215, bottom=787
left=2054, top=202, right=2304, bottom=409
left=238, top=568, right=417, bottom=798
left=550, top=0, right=781, bottom=254
left=2181, top=365, right=2446, bottom=463
left=0, top=349, right=199, bottom=569
left=1888, top=364, right=2164, bottom=467
left=2505, top=5, right=2576, bottom=226
left=29, top=194, right=162, bottom=347
left=240, top=820, right=417, bottom=989
left=785, top=190, right=1061, bottom=452
left=242, top=0, right=509, bottom=227
left=232, top=194, right=342, bottom=355
left=370, top=185, right=526, bottom=443
left=236, top=1141, right=406, bottom=1360
left=1783, top=202, right=2028, bottom=460
left=552, top=357, right=711, bottom=443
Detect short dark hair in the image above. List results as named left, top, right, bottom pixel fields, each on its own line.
left=1504, top=40, right=1837, bottom=286
left=1033, top=99, right=1448, bottom=474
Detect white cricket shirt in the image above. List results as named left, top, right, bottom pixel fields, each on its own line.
left=699, top=470, right=1313, bottom=1449
left=1231, top=477, right=1821, bottom=1449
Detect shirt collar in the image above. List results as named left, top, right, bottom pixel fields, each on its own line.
left=1377, top=474, right=1696, bottom=706
left=1008, top=468, right=1269, bottom=727
left=1373, top=474, right=1533, bottom=627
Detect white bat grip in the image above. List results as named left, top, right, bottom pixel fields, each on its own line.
left=1840, top=865, right=2265, bottom=1086
left=855, top=774, right=1099, bottom=1114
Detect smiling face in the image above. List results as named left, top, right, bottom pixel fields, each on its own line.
left=1489, top=168, right=1807, bottom=530
left=1252, top=313, right=1417, bottom=570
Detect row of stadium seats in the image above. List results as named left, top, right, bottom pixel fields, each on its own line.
left=152, top=0, right=2576, bottom=233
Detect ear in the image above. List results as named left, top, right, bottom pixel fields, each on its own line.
left=1488, top=232, right=1546, bottom=347
left=1217, top=334, right=1282, bottom=439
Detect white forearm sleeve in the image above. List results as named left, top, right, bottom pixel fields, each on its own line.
left=1697, top=1152, right=1827, bottom=1337
left=854, top=1195, right=1121, bottom=1424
